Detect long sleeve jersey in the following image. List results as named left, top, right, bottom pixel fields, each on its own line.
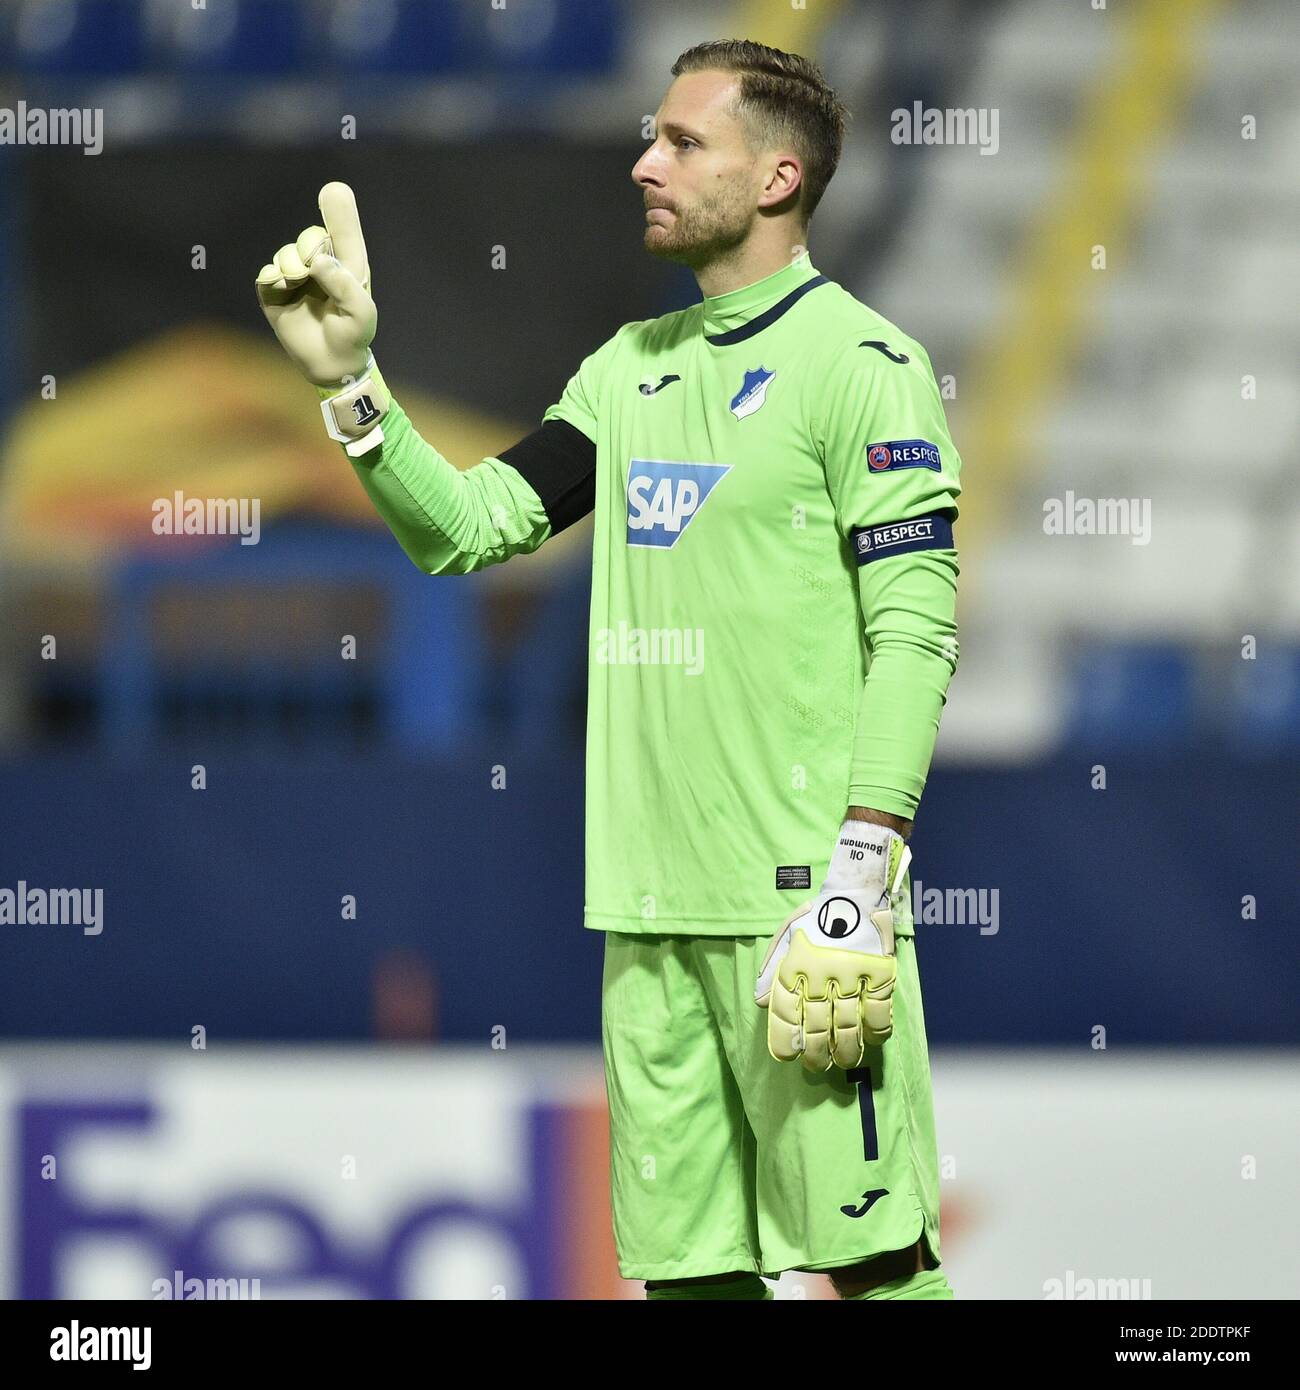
left=345, top=252, right=961, bottom=935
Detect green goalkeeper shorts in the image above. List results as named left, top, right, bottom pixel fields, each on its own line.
left=600, top=926, right=944, bottom=1282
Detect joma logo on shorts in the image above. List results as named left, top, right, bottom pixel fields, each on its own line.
left=840, top=1188, right=889, bottom=1219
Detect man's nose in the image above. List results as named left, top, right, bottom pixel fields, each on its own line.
left=631, top=144, right=664, bottom=187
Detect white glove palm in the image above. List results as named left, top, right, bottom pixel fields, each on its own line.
left=756, top=822, right=911, bottom=1072
left=255, top=182, right=377, bottom=388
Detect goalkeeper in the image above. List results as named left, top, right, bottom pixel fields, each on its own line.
left=257, top=40, right=960, bottom=1301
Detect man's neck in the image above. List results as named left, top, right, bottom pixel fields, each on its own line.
left=694, top=234, right=811, bottom=299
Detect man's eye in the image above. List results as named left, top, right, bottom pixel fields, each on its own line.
left=677, top=137, right=696, bottom=150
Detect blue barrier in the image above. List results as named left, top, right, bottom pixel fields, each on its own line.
left=1227, top=645, right=1300, bottom=750
left=1065, top=641, right=1197, bottom=749
left=319, top=0, right=468, bottom=75
left=1, top=0, right=146, bottom=76
left=101, top=522, right=483, bottom=755
left=0, top=752, right=1294, bottom=1045
left=0, top=0, right=623, bottom=76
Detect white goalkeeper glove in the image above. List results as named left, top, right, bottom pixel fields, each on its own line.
left=255, top=181, right=390, bottom=454
left=755, top=820, right=911, bottom=1073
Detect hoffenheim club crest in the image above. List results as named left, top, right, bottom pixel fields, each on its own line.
left=729, top=367, right=775, bottom=419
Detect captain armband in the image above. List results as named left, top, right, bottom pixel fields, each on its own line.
left=849, top=510, right=954, bottom=566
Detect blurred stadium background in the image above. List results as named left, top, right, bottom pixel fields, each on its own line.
left=0, top=0, right=1296, bottom=1300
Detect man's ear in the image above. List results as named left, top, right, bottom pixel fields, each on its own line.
left=759, top=155, right=803, bottom=213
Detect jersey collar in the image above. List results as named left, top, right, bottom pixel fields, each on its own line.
left=700, top=252, right=828, bottom=344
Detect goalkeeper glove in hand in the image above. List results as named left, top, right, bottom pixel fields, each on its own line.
left=255, top=182, right=390, bottom=454
left=755, top=820, right=912, bottom=1072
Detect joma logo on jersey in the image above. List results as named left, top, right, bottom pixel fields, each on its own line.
left=626, top=460, right=731, bottom=548
left=866, top=439, right=942, bottom=472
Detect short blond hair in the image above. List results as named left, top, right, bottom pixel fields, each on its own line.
left=671, top=38, right=850, bottom=226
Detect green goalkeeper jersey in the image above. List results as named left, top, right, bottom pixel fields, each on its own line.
left=347, top=252, right=961, bottom=936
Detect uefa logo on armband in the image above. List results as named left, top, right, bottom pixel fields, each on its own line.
left=866, top=439, right=942, bottom=473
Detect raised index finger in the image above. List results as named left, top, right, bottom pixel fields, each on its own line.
left=318, top=182, right=369, bottom=287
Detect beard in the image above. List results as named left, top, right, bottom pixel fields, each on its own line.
left=643, top=181, right=752, bottom=268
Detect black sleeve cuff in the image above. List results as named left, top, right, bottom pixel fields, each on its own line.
left=496, top=419, right=597, bottom=537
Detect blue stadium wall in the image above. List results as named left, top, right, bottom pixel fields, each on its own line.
left=1, top=751, right=1295, bottom=1045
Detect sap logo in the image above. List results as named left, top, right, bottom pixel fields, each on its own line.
left=729, top=367, right=775, bottom=419
left=626, top=460, right=731, bottom=548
